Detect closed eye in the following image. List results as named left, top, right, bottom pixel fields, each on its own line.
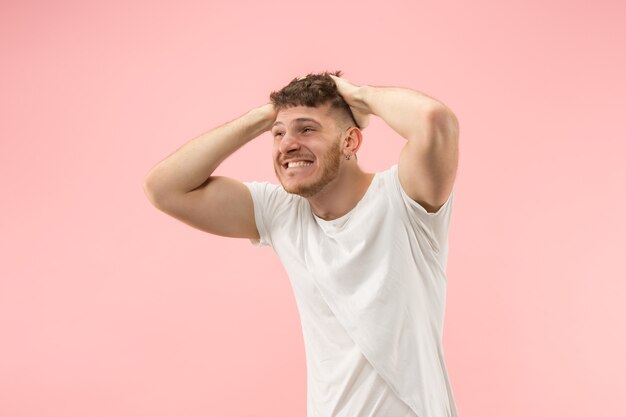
left=273, top=128, right=313, bottom=137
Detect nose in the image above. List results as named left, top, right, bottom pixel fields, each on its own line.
left=278, top=130, right=301, bottom=154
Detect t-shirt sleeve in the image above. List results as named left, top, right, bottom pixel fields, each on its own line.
left=389, top=164, right=455, bottom=254
left=243, top=181, right=274, bottom=248
left=244, top=180, right=295, bottom=249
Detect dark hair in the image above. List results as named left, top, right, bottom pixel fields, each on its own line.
left=269, top=70, right=360, bottom=129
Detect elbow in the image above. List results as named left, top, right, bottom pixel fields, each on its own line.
left=143, top=171, right=196, bottom=212
left=426, top=106, right=459, bottom=145
left=142, top=172, right=167, bottom=209
left=143, top=177, right=160, bottom=208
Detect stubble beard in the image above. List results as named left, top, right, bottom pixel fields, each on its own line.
left=276, top=137, right=342, bottom=198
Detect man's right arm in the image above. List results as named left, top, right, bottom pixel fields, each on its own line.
left=142, top=104, right=277, bottom=239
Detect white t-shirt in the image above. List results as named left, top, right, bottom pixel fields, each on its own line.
left=244, top=164, right=459, bottom=417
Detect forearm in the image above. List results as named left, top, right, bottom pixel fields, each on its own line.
left=358, top=85, right=453, bottom=142
left=144, top=104, right=274, bottom=199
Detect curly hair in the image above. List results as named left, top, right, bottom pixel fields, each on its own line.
left=269, top=70, right=360, bottom=129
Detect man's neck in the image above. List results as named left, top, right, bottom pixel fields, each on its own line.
left=307, top=165, right=375, bottom=221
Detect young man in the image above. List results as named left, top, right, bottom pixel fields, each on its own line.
left=143, top=71, right=460, bottom=417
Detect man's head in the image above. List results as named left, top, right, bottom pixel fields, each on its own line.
left=269, top=70, right=360, bottom=131
left=269, top=71, right=363, bottom=198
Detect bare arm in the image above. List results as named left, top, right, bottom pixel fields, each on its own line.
left=143, top=104, right=277, bottom=238
left=331, top=75, right=459, bottom=213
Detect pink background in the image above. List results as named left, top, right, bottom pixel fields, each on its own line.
left=1, top=0, right=625, bottom=416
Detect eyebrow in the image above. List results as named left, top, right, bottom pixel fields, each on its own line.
left=271, top=118, right=323, bottom=129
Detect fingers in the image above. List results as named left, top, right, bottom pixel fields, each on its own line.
left=329, top=74, right=349, bottom=89
left=294, top=74, right=368, bottom=128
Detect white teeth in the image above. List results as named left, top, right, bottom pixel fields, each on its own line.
left=287, top=161, right=313, bottom=168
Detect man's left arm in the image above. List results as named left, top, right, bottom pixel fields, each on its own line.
left=331, top=75, right=459, bottom=213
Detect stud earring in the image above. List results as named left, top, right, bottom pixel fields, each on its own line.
left=345, top=154, right=351, bottom=161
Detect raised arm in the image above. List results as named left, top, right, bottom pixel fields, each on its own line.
left=143, top=104, right=277, bottom=238
left=330, top=75, right=459, bottom=213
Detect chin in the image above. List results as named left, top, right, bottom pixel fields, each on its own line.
left=282, top=175, right=333, bottom=198
left=280, top=180, right=316, bottom=198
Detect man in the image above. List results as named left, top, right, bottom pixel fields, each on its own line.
left=143, top=71, right=460, bottom=417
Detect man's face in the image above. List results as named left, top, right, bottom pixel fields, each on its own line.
left=271, top=103, right=345, bottom=198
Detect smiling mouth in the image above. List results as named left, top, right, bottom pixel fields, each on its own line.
left=283, top=160, right=314, bottom=169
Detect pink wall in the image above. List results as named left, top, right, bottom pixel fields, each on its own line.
left=2, top=0, right=625, bottom=416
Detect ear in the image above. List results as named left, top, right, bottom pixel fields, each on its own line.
left=343, top=127, right=364, bottom=155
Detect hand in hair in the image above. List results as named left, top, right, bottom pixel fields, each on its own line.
left=329, top=74, right=371, bottom=130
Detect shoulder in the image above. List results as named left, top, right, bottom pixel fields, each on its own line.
left=244, top=180, right=282, bottom=196
left=244, top=181, right=304, bottom=214
left=380, top=164, right=454, bottom=218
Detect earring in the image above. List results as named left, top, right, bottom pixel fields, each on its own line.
left=345, top=154, right=351, bottom=160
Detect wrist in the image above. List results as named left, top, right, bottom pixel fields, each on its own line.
left=249, top=104, right=277, bottom=133
left=353, top=85, right=374, bottom=115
